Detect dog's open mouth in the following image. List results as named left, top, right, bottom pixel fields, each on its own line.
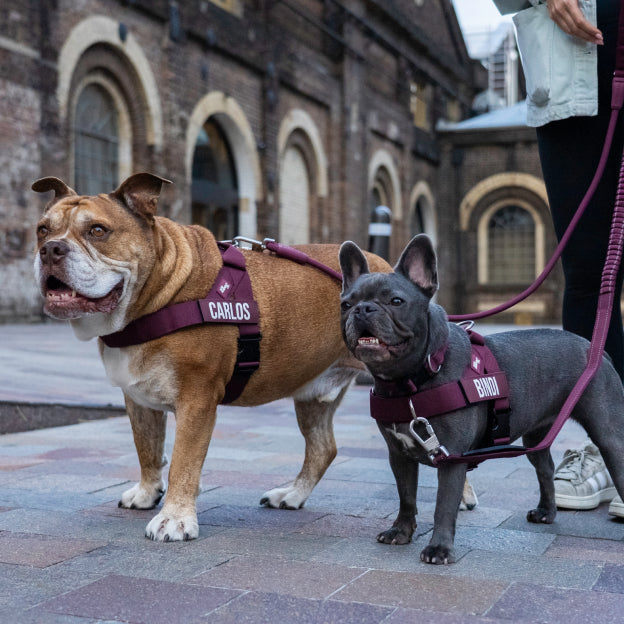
left=43, top=276, right=123, bottom=319
left=355, top=334, right=408, bottom=362
left=356, top=334, right=391, bottom=361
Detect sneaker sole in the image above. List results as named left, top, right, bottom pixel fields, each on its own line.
left=555, top=486, right=616, bottom=510
left=608, top=498, right=624, bottom=518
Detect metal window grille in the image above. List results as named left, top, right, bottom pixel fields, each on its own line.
left=73, top=84, right=119, bottom=195
left=487, top=205, right=535, bottom=284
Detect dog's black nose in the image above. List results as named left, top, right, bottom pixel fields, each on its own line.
left=354, top=302, right=380, bottom=315
left=40, top=240, right=70, bottom=266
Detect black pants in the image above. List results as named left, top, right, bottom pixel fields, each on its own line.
left=536, top=0, right=624, bottom=379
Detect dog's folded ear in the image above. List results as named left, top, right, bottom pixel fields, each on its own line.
left=339, top=241, right=370, bottom=292
left=32, top=177, right=77, bottom=208
left=111, top=173, right=172, bottom=223
left=394, top=234, right=438, bottom=298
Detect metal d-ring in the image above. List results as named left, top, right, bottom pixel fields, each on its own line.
left=456, top=319, right=475, bottom=332
left=426, top=353, right=442, bottom=374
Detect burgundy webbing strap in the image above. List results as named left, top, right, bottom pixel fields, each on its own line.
left=100, top=243, right=261, bottom=404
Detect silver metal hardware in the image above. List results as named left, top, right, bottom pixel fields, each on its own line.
left=231, top=236, right=266, bottom=251
left=408, top=401, right=449, bottom=462
left=456, top=320, right=475, bottom=332
left=426, top=353, right=442, bottom=374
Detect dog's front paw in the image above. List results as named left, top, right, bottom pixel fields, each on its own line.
left=377, top=526, right=413, bottom=545
left=119, top=483, right=165, bottom=510
left=145, top=510, right=199, bottom=541
left=260, top=486, right=306, bottom=510
left=420, top=544, right=455, bottom=565
left=526, top=507, right=556, bottom=524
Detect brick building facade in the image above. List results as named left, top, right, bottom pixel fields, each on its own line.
left=0, top=0, right=562, bottom=324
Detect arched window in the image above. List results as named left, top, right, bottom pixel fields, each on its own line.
left=487, top=205, right=536, bottom=284
left=191, top=118, right=239, bottom=241
left=279, top=144, right=310, bottom=244
left=412, top=196, right=427, bottom=237
left=73, top=83, right=119, bottom=195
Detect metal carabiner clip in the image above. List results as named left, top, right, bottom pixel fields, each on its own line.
left=408, top=401, right=449, bottom=462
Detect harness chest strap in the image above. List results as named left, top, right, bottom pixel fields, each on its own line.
left=100, top=242, right=261, bottom=404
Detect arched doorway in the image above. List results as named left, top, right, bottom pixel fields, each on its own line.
left=191, top=118, right=239, bottom=241
left=279, top=143, right=311, bottom=244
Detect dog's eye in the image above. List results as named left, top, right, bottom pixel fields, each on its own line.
left=89, top=225, right=108, bottom=238
left=37, top=225, right=49, bottom=238
left=390, top=297, right=404, bottom=306
left=341, top=301, right=352, bottom=311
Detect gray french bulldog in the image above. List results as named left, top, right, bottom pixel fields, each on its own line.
left=339, top=234, right=624, bottom=564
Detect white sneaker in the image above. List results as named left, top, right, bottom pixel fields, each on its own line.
left=608, top=495, right=624, bottom=518
left=554, top=441, right=615, bottom=510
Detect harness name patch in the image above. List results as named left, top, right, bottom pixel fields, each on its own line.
left=207, top=301, right=251, bottom=321
left=472, top=376, right=500, bottom=399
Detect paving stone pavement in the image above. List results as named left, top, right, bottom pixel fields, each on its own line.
left=0, top=321, right=623, bottom=623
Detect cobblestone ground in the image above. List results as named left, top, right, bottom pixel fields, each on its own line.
left=0, top=322, right=623, bottom=623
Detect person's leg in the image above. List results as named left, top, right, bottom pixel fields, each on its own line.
left=535, top=0, right=624, bottom=514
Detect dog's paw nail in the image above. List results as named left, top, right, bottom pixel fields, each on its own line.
left=259, top=497, right=269, bottom=506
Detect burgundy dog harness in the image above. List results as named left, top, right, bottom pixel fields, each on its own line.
left=370, top=329, right=513, bottom=468
left=100, top=238, right=343, bottom=404
left=101, top=242, right=261, bottom=404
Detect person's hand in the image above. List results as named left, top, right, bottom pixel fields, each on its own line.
left=546, top=0, right=603, bottom=45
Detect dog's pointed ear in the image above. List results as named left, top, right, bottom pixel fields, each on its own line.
left=339, top=241, right=370, bottom=292
left=32, top=177, right=77, bottom=209
left=394, top=234, right=438, bottom=298
left=111, top=173, right=172, bottom=222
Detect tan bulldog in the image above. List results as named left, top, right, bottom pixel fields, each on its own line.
left=32, top=172, right=391, bottom=542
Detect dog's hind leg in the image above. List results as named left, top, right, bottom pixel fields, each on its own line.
left=119, top=396, right=168, bottom=510
left=260, top=374, right=353, bottom=510
left=523, top=434, right=556, bottom=523
left=460, top=478, right=478, bottom=511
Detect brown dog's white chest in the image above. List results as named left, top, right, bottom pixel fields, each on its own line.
left=100, top=345, right=177, bottom=412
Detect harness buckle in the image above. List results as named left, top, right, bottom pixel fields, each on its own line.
left=408, top=401, right=449, bottom=462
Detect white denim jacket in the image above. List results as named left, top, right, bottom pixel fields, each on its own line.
left=493, top=0, right=598, bottom=126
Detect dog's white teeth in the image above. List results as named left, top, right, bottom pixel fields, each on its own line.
left=72, top=289, right=77, bottom=298
left=358, top=337, right=380, bottom=346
